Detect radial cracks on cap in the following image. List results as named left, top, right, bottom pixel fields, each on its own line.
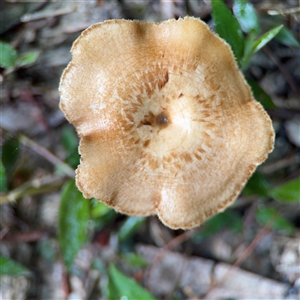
left=59, top=17, right=275, bottom=230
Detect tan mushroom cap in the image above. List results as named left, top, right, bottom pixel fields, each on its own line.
left=59, top=17, right=274, bottom=229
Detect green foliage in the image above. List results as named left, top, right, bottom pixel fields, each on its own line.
left=243, top=172, right=270, bottom=197
left=244, top=171, right=298, bottom=199
left=16, top=51, right=39, bottom=67
left=0, top=42, right=18, bottom=68
left=90, top=199, right=116, bottom=230
left=212, top=0, right=286, bottom=71
left=0, top=160, right=7, bottom=193
left=61, top=127, right=80, bottom=168
left=246, top=79, right=276, bottom=109
left=118, top=216, right=145, bottom=242
left=108, top=264, right=155, bottom=300
left=0, top=41, right=39, bottom=70
left=211, top=0, right=244, bottom=63
left=1, top=137, right=20, bottom=179
left=255, top=207, right=295, bottom=234
left=58, top=179, right=89, bottom=271
left=270, top=178, right=300, bottom=203
left=0, top=255, right=30, bottom=276
left=244, top=174, right=298, bottom=234
left=241, top=24, right=283, bottom=69
left=194, top=210, right=243, bottom=240
left=211, top=0, right=289, bottom=109
left=1, top=137, right=20, bottom=193
left=123, top=253, right=148, bottom=268
left=90, top=199, right=111, bottom=219
left=275, top=26, right=300, bottom=47
left=233, top=0, right=260, bottom=34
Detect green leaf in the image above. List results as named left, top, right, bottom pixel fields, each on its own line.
left=58, top=179, right=89, bottom=270
left=251, top=25, right=283, bottom=53
left=61, top=127, right=80, bottom=168
left=90, top=199, right=111, bottom=219
left=16, top=51, right=39, bottom=67
left=241, top=25, right=283, bottom=69
left=212, top=0, right=244, bottom=63
left=0, top=41, right=18, bottom=69
left=93, top=211, right=117, bottom=231
left=108, top=264, right=155, bottom=300
left=233, top=0, right=260, bottom=34
left=243, top=171, right=270, bottom=197
left=61, top=127, right=78, bottom=152
left=0, top=255, right=30, bottom=276
left=118, top=216, right=145, bottom=242
left=123, top=253, right=148, bottom=268
left=90, top=199, right=116, bottom=231
left=255, top=207, right=295, bottom=234
left=275, top=26, right=300, bottom=48
left=194, top=210, right=243, bottom=240
left=247, top=79, right=276, bottom=109
left=1, top=137, right=20, bottom=179
left=270, top=178, right=300, bottom=203
left=0, top=159, right=8, bottom=193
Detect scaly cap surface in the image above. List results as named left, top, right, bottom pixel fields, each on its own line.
left=59, top=17, right=274, bottom=229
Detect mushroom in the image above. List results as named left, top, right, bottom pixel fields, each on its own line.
left=59, top=17, right=274, bottom=229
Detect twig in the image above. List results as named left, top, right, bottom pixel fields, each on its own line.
left=170, top=229, right=197, bottom=249
left=259, top=154, right=300, bottom=174
left=0, top=228, right=10, bottom=240
left=21, top=7, right=74, bottom=23
left=19, top=134, right=75, bottom=178
left=201, top=218, right=275, bottom=298
left=145, top=228, right=198, bottom=290
left=0, top=174, right=66, bottom=204
left=1, top=230, right=45, bottom=243
left=263, top=47, right=300, bottom=99
left=267, top=6, right=300, bottom=16
left=62, top=262, right=71, bottom=300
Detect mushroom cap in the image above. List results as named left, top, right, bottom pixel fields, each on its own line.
left=59, top=17, right=274, bottom=229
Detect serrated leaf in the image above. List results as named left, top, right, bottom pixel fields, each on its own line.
left=58, top=179, right=89, bottom=270
left=0, top=159, right=8, bottom=193
left=0, top=255, right=30, bottom=276
left=0, top=41, right=18, bottom=69
left=212, top=0, right=244, bottom=63
left=16, top=51, right=39, bottom=67
left=233, top=0, right=260, bottom=34
left=270, top=178, right=300, bottom=203
left=118, top=216, right=145, bottom=241
left=243, top=171, right=270, bottom=197
left=275, top=26, right=300, bottom=48
left=255, top=207, right=295, bottom=234
left=108, top=264, right=155, bottom=300
left=247, top=79, right=276, bottom=109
